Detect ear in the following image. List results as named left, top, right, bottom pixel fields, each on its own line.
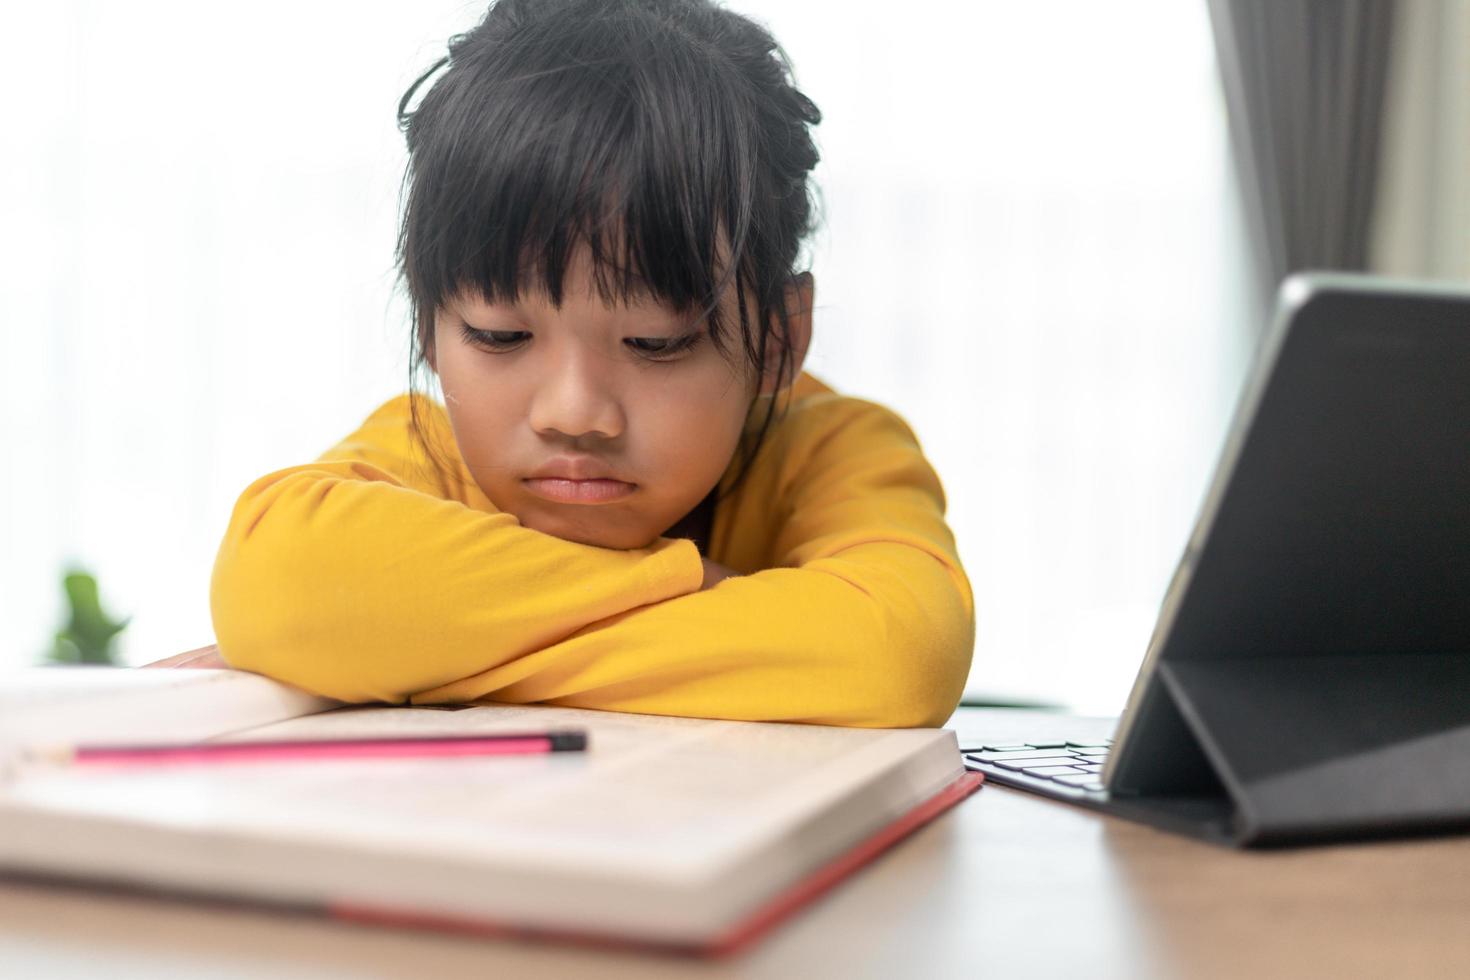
left=758, top=272, right=814, bottom=397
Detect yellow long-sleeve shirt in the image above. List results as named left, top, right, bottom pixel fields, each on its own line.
left=210, top=372, right=974, bottom=727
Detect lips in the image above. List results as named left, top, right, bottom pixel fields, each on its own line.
left=523, top=478, right=636, bottom=504
left=523, top=456, right=636, bottom=505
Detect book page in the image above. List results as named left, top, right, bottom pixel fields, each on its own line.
left=0, top=667, right=335, bottom=749
left=7, top=702, right=956, bottom=874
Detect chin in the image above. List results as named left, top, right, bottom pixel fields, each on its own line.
left=522, top=513, right=657, bottom=552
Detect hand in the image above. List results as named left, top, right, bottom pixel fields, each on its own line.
left=700, top=558, right=741, bottom=591
left=141, top=644, right=229, bottom=669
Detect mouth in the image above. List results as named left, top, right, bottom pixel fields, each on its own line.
left=522, top=478, right=637, bottom=505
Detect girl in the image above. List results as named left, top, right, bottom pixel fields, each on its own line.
left=211, top=0, right=974, bottom=727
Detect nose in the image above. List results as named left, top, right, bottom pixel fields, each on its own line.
left=527, top=350, right=627, bottom=443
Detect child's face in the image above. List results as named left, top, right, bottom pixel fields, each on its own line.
left=432, top=248, right=805, bottom=551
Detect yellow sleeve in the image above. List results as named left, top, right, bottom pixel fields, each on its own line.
left=209, top=398, right=704, bottom=703
left=410, top=398, right=976, bottom=728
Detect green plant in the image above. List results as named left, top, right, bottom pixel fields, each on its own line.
left=48, top=568, right=129, bottom=666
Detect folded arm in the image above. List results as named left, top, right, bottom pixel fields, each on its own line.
left=412, top=540, right=971, bottom=727
left=212, top=394, right=974, bottom=726
left=211, top=455, right=702, bottom=703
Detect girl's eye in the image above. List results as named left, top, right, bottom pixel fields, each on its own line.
left=460, top=325, right=528, bottom=351
left=626, top=332, right=702, bottom=361
left=458, top=323, right=701, bottom=360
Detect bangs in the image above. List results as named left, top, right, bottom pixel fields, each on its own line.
left=397, top=20, right=760, bottom=345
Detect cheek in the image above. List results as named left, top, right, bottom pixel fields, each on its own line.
left=641, top=366, right=751, bottom=459
left=434, top=349, right=520, bottom=464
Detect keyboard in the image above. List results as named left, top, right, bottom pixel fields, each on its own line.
left=962, top=739, right=1113, bottom=797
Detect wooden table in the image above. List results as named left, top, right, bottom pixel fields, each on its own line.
left=2, top=708, right=1468, bottom=979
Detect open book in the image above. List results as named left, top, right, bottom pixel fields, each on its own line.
left=0, top=667, right=980, bottom=956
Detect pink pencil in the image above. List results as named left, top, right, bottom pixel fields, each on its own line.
left=53, top=730, right=589, bottom=768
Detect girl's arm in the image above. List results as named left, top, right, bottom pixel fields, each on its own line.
left=404, top=399, right=975, bottom=728
left=210, top=399, right=704, bottom=703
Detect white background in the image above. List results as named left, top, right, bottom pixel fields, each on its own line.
left=1, top=0, right=1248, bottom=713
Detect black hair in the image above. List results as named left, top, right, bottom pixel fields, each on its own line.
left=394, top=0, right=822, bottom=500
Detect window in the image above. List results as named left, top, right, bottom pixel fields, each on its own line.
left=3, top=1, right=1247, bottom=713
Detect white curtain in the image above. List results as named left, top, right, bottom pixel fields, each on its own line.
left=1371, top=0, right=1470, bottom=281
left=2, top=1, right=1245, bottom=713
